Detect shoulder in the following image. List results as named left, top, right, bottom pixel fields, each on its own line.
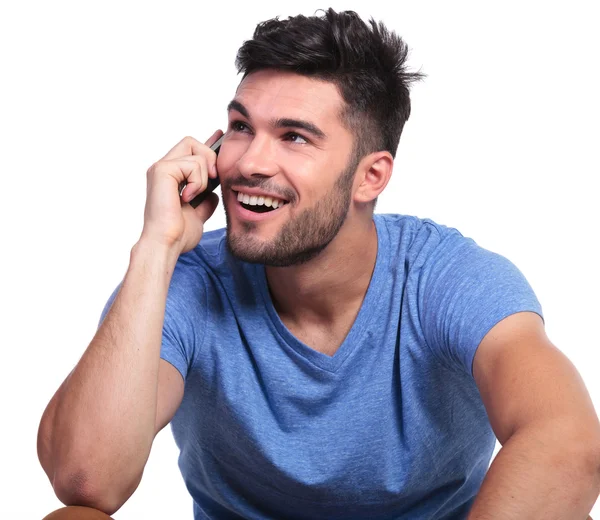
left=172, top=228, right=228, bottom=279
left=375, top=213, right=464, bottom=244
left=378, top=213, right=535, bottom=302
left=166, top=228, right=230, bottom=305
left=375, top=213, right=467, bottom=269
left=186, top=227, right=228, bottom=266
left=168, top=227, right=255, bottom=308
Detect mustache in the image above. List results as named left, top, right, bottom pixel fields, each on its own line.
left=221, top=176, right=296, bottom=202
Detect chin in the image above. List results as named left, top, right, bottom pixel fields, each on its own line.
left=226, top=228, right=331, bottom=267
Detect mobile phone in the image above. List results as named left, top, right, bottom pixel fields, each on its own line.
left=180, top=134, right=225, bottom=209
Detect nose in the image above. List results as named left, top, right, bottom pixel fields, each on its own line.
left=236, top=135, right=279, bottom=180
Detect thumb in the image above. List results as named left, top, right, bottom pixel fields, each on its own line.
left=195, top=192, right=220, bottom=223
left=204, top=129, right=224, bottom=147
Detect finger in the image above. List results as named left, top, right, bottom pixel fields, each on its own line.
left=176, top=151, right=217, bottom=194
left=151, top=158, right=208, bottom=200
left=193, top=192, right=219, bottom=223
left=164, top=139, right=220, bottom=180
left=179, top=164, right=208, bottom=203
left=160, top=136, right=204, bottom=161
left=160, top=130, right=223, bottom=161
left=205, top=130, right=224, bottom=178
left=171, top=154, right=211, bottom=199
left=204, top=129, right=224, bottom=148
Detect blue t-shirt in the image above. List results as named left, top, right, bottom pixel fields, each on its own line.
left=100, top=214, right=543, bottom=519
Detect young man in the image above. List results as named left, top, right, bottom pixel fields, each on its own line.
left=38, top=8, right=600, bottom=520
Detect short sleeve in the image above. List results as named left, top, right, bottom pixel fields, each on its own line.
left=418, top=232, right=543, bottom=377
left=98, top=283, right=121, bottom=328
left=97, top=278, right=204, bottom=382
left=159, top=282, right=206, bottom=381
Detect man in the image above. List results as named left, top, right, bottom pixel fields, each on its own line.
left=38, top=8, right=600, bottom=520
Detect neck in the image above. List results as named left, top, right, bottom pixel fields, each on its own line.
left=265, top=215, right=378, bottom=326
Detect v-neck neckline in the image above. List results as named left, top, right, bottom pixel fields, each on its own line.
left=254, top=216, right=388, bottom=373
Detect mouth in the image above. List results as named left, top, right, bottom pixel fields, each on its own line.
left=233, top=190, right=290, bottom=214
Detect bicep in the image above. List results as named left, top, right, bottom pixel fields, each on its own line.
left=154, top=359, right=185, bottom=434
left=473, top=311, right=600, bottom=445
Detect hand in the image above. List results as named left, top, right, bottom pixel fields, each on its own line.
left=140, top=131, right=222, bottom=255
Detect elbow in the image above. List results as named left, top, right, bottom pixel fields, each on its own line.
left=586, top=443, right=600, bottom=486
left=567, top=430, right=600, bottom=479
left=556, top=433, right=600, bottom=495
left=37, top=417, right=53, bottom=480
left=52, top=469, right=141, bottom=516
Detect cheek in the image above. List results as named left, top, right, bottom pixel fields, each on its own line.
left=294, top=159, right=342, bottom=200
left=216, top=144, right=242, bottom=178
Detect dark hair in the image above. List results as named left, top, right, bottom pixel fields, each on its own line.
left=235, top=8, right=425, bottom=161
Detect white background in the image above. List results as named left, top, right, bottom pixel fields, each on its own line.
left=1, top=1, right=599, bottom=518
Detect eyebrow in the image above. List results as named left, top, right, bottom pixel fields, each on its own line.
left=227, top=99, right=327, bottom=140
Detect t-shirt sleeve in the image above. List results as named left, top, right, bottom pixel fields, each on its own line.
left=418, top=231, right=544, bottom=377
left=97, top=279, right=203, bottom=381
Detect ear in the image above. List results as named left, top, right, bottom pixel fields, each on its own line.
left=353, top=151, right=394, bottom=204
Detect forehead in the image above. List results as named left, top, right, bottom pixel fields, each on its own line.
left=232, top=70, right=344, bottom=127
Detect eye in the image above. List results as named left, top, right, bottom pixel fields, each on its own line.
left=285, top=132, right=309, bottom=145
left=230, top=120, right=251, bottom=133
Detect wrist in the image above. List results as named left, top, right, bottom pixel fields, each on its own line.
left=131, top=237, right=181, bottom=273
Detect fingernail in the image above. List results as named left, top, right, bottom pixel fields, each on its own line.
left=211, top=163, right=217, bottom=175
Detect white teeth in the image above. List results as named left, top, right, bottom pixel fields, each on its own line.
left=236, top=191, right=287, bottom=208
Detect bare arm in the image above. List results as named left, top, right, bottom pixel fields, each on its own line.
left=38, top=241, right=184, bottom=514
left=468, top=312, right=600, bottom=519
left=37, top=134, right=222, bottom=515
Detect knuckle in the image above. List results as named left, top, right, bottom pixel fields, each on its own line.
left=197, top=154, right=209, bottom=169
left=188, top=156, right=206, bottom=175
left=194, top=168, right=207, bottom=190
left=196, top=165, right=207, bottom=187
left=147, top=160, right=163, bottom=177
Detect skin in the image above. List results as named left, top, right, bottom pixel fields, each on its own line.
left=217, top=70, right=600, bottom=516
left=216, top=69, right=394, bottom=353
left=36, top=70, right=394, bottom=516
left=38, top=68, right=600, bottom=518
left=469, top=311, right=600, bottom=519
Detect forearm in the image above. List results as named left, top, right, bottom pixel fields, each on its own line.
left=467, top=423, right=600, bottom=519
left=42, top=239, right=179, bottom=503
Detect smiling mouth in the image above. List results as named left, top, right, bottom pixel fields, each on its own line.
left=234, top=190, right=290, bottom=213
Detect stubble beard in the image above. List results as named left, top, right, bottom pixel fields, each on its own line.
left=224, top=159, right=357, bottom=267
